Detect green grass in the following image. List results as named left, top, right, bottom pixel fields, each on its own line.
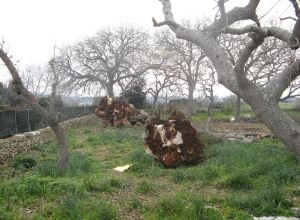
left=0, top=124, right=300, bottom=219
left=192, top=102, right=300, bottom=123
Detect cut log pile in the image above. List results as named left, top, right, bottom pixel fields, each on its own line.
left=144, top=110, right=205, bottom=168
left=94, top=97, right=147, bottom=127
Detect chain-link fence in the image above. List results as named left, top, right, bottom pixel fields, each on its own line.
left=0, top=106, right=96, bottom=139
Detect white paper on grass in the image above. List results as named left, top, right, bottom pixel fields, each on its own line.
left=113, top=164, right=132, bottom=172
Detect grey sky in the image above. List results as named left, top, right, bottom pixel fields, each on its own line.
left=0, top=0, right=295, bottom=96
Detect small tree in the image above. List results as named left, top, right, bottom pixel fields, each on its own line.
left=156, top=26, right=208, bottom=118
left=0, top=46, right=69, bottom=172
left=121, top=79, right=146, bottom=109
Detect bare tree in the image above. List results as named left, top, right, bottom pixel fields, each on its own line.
left=21, top=65, right=51, bottom=97
left=200, top=64, right=217, bottom=132
left=153, top=0, right=300, bottom=157
left=147, top=68, right=176, bottom=109
left=57, top=25, right=161, bottom=97
left=156, top=26, right=207, bottom=118
left=0, top=46, right=69, bottom=172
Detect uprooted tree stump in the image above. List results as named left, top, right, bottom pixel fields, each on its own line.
left=95, top=96, right=148, bottom=127
left=144, top=110, right=205, bottom=168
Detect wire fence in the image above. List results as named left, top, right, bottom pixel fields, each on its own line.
left=0, top=106, right=96, bottom=139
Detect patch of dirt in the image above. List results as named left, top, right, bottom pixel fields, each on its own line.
left=193, top=121, right=270, bottom=133
left=213, top=122, right=269, bottom=133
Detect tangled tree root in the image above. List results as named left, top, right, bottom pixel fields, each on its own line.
left=144, top=110, right=205, bottom=168
left=95, top=96, right=147, bottom=127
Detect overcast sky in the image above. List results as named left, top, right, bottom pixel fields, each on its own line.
left=0, top=0, right=295, bottom=96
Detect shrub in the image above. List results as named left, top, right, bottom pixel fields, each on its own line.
left=13, top=156, right=37, bottom=171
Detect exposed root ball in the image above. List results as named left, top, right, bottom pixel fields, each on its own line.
left=144, top=110, right=205, bottom=168
left=95, top=96, right=147, bottom=127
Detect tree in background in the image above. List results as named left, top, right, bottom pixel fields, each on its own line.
left=121, top=77, right=146, bottom=109
left=0, top=82, right=9, bottom=108
left=21, top=65, right=51, bottom=97
left=200, top=64, right=217, bottom=131
left=154, top=0, right=300, bottom=157
left=155, top=22, right=208, bottom=118
left=57, top=25, right=162, bottom=97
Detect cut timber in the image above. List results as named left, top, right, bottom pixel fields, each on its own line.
left=95, top=96, right=147, bottom=127
left=144, top=110, right=205, bottom=168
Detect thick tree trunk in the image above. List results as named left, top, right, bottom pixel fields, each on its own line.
left=235, top=95, right=241, bottom=121
left=244, top=93, right=300, bottom=157
left=107, top=84, right=114, bottom=98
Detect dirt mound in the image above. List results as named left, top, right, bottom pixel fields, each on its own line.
left=95, top=97, right=147, bottom=127
left=144, top=110, right=205, bottom=168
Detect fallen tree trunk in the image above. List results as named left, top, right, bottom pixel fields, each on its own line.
left=144, top=110, right=205, bottom=168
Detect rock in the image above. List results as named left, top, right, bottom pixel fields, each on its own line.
left=144, top=110, right=205, bottom=168
left=227, top=138, right=239, bottom=141
left=224, top=132, right=245, bottom=140
left=242, top=137, right=253, bottom=143
left=291, top=207, right=300, bottom=216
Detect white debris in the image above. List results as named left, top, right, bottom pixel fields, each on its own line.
left=113, top=164, right=132, bottom=172
left=107, top=97, right=113, bottom=105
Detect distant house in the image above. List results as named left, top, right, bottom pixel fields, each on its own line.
left=169, top=99, right=197, bottom=115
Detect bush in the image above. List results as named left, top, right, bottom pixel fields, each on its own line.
left=13, top=156, right=37, bottom=171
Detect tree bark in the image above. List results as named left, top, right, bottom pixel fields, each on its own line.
left=235, top=95, right=241, bottom=121
left=249, top=97, right=300, bottom=157
left=0, top=48, right=69, bottom=172
left=107, top=84, right=114, bottom=98
left=207, top=92, right=214, bottom=132
left=187, top=85, right=195, bottom=119
left=153, top=95, right=158, bottom=110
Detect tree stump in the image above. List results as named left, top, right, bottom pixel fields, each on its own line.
left=144, top=110, right=205, bottom=168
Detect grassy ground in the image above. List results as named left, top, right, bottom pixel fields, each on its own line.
left=192, top=103, right=300, bottom=124
left=1, top=124, right=300, bottom=220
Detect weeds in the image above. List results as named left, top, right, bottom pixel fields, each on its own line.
left=1, top=124, right=300, bottom=219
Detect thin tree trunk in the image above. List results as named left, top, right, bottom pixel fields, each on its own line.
left=153, top=95, right=158, bottom=110
left=235, top=95, right=241, bottom=121
left=207, top=92, right=214, bottom=132
left=187, top=88, right=194, bottom=119
left=0, top=48, right=69, bottom=172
